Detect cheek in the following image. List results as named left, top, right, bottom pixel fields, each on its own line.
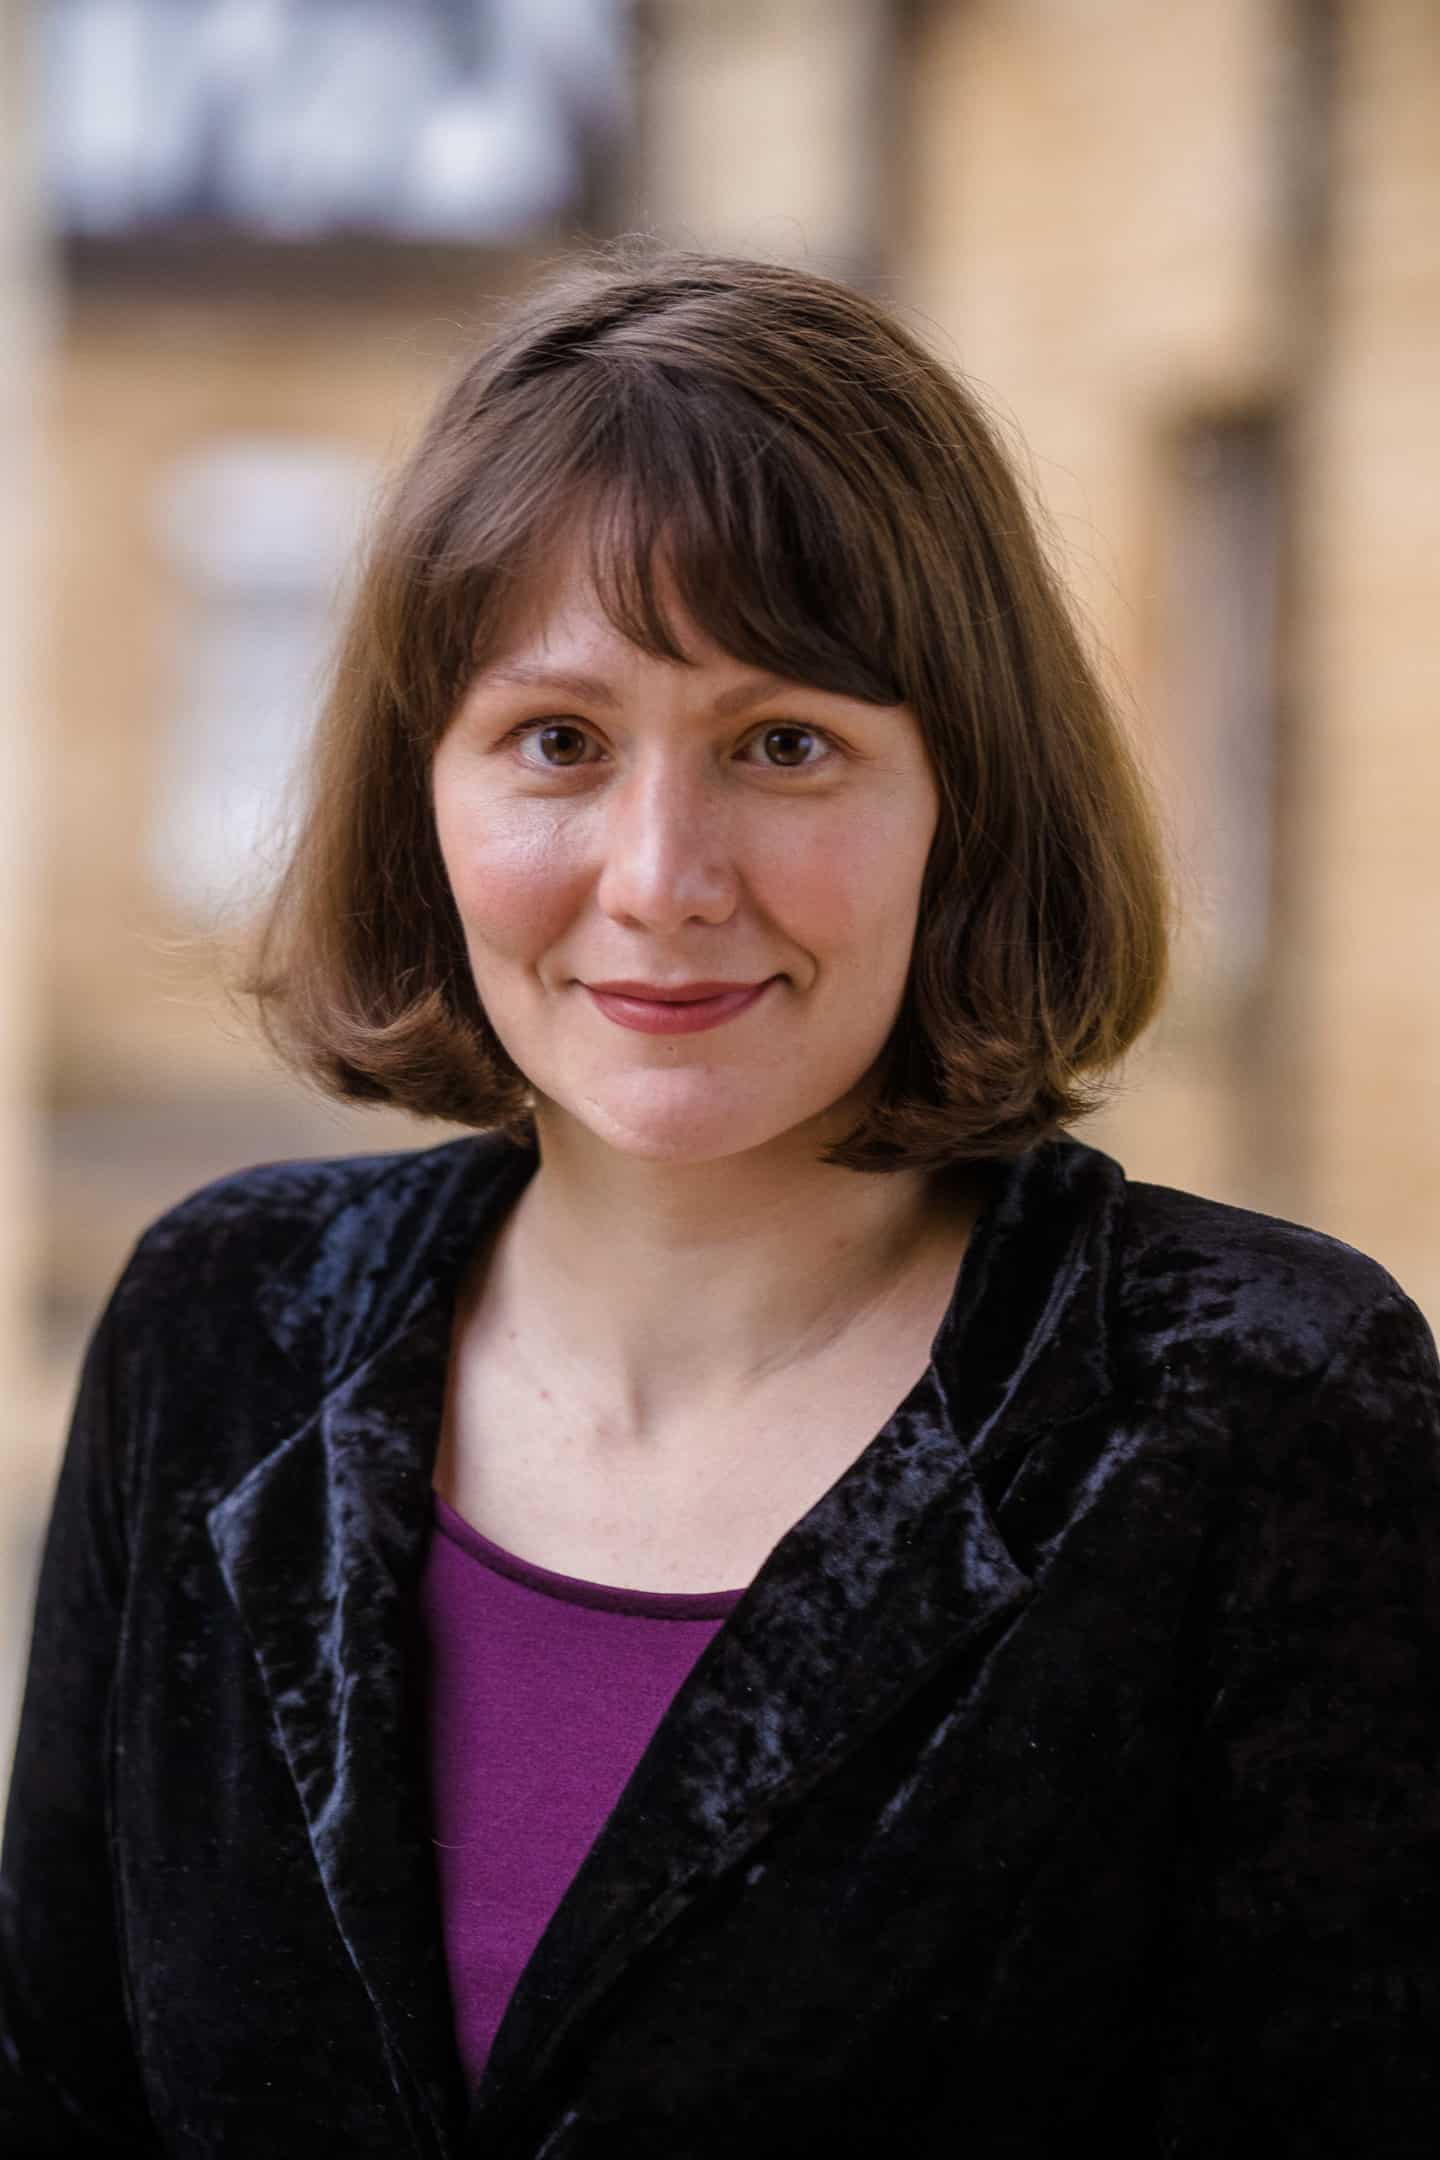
left=782, top=809, right=932, bottom=961
left=434, top=788, right=579, bottom=963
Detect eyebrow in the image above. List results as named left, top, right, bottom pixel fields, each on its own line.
left=475, top=663, right=802, bottom=721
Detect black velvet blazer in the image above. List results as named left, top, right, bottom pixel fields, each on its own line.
left=3, top=1131, right=1440, bottom=2157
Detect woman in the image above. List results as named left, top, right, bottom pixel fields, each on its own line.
left=3, top=251, right=1438, bottom=2159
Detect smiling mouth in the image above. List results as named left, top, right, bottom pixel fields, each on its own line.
left=585, top=979, right=770, bottom=1001
left=583, top=979, right=778, bottom=1036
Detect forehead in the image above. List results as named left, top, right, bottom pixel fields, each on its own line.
left=475, top=525, right=739, bottom=682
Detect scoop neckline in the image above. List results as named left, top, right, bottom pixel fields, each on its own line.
left=430, top=1489, right=748, bottom=1620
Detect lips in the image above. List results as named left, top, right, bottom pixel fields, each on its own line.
left=585, top=980, right=768, bottom=1002
left=583, top=977, right=777, bottom=1036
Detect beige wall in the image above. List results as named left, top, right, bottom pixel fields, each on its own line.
left=1288, top=0, right=1440, bottom=1314
left=1, top=0, right=52, bottom=1782
left=49, top=289, right=464, bottom=1095
left=0, top=2, right=46, bottom=1416
left=38, top=276, right=532, bottom=1350
left=896, top=0, right=1439, bottom=1318
left=898, top=0, right=1292, bottom=1201
left=635, top=0, right=894, bottom=277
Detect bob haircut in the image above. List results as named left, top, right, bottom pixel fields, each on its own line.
left=247, top=248, right=1171, bottom=1171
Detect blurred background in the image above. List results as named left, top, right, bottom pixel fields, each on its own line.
left=2, top=0, right=1437, bottom=1791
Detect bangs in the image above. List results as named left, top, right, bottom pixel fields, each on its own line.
left=441, top=363, right=907, bottom=715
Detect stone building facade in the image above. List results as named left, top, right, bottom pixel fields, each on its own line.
left=896, top=0, right=1440, bottom=1319
left=0, top=0, right=52, bottom=1786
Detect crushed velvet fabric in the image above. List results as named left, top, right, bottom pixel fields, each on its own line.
left=3, top=1131, right=1439, bottom=2156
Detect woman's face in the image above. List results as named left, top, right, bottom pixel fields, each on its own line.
left=431, top=545, right=940, bottom=1166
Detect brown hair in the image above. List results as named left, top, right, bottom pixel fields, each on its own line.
left=246, top=246, right=1171, bottom=1170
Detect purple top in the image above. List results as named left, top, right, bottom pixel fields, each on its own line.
left=419, top=1492, right=745, bottom=2088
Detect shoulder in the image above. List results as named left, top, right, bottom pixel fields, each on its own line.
left=62, top=1133, right=531, bottom=1543
left=120, top=1140, right=455, bottom=1285
left=106, top=1130, right=527, bottom=1366
left=1110, top=1166, right=1437, bottom=1413
left=1118, top=1172, right=1411, bottom=1332
left=127, top=1144, right=424, bottom=1260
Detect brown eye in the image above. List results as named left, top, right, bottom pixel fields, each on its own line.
left=760, top=725, right=818, bottom=767
left=536, top=723, right=589, bottom=766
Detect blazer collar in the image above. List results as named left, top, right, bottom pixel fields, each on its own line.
left=207, top=1131, right=1123, bottom=2151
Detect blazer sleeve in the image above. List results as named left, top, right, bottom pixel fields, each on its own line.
left=0, top=1287, right=160, bottom=2154
left=1153, top=1285, right=1440, bottom=2155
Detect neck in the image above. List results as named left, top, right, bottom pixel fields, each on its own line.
left=470, top=1105, right=984, bottom=1443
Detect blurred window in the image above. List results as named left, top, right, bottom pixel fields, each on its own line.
left=1156, top=412, right=1284, bottom=1002
left=151, top=437, right=376, bottom=919
left=42, top=0, right=624, bottom=240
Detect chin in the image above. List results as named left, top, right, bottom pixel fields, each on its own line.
left=541, top=1069, right=841, bottom=1167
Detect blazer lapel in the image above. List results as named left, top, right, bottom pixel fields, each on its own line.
left=472, top=1138, right=1123, bottom=2136
left=205, top=1135, right=538, bottom=2157
left=207, top=1296, right=465, bottom=2155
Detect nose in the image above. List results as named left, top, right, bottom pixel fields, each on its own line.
left=593, top=759, right=738, bottom=931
